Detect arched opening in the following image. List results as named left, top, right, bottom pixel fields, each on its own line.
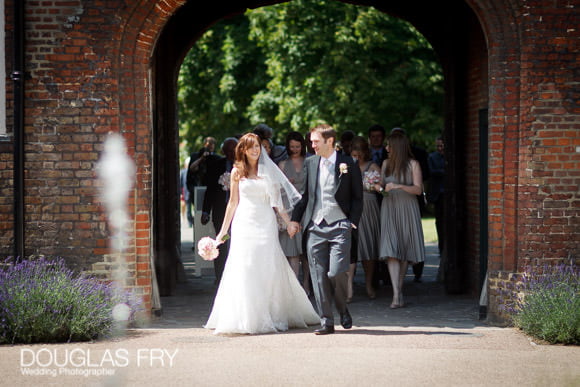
left=151, top=1, right=489, bottom=308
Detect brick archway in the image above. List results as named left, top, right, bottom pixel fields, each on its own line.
left=122, top=0, right=520, bottom=313
left=2, top=0, right=575, bottom=322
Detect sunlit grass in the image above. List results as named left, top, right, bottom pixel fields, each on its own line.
left=422, top=217, right=438, bottom=243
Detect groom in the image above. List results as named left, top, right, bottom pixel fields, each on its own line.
left=288, top=124, right=363, bottom=335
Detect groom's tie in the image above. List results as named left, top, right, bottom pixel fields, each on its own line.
left=322, top=158, right=333, bottom=186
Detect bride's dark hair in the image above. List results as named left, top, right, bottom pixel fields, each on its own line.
left=234, top=133, right=260, bottom=179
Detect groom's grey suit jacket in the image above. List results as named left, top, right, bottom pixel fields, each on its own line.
left=291, top=153, right=363, bottom=230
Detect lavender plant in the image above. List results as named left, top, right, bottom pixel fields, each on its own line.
left=512, top=261, right=579, bottom=345
left=0, top=257, right=142, bottom=344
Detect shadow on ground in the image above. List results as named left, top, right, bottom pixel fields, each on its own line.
left=149, top=225, right=482, bottom=331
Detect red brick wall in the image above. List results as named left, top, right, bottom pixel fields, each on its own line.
left=480, top=0, right=580, bottom=321
left=464, top=13, right=489, bottom=294
left=1, top=0, right=186, bottom=312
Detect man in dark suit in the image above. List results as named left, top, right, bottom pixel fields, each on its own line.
left=186, top=136, right=216, bottom=234
left=201, top=137, right=238, bottom=285
left=428, top=136, right=445, bottom=255
left=289, top=124, right=363, bottom=335
left=368, top=124, right=388, bottom=167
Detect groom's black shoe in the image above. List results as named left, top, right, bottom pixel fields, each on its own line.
left=314, top=325, right=335, bottom=335
left=340, top=309, right=352, bottom=329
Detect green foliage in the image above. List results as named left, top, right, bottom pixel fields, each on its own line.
left=511, top=262, right=580, bottom=345
left=421, top=217, right=438, bottom=243
left=178, top=16, right=267, bottom=154
left=0, top=258, right=143, bottom=344
left=178, top=0, right=443, bottom=154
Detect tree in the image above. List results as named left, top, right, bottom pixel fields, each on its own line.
left=178, top=15, right=267, bottom=154
left=178, top=0, right=443, bottom=153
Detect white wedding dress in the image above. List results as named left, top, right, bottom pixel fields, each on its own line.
left=204, top=178, right=320, bottom=334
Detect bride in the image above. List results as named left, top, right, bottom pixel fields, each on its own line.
left=204, top=133, right=319, bottom=334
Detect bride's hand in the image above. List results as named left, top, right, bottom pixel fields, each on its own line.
left=216, top=232, right=227, bottom=245
left=287, top=222, right=300, bottom=238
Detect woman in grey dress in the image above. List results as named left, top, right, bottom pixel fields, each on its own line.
left=377, top=131, right=426, bottom=308
left=278, top=132, right=311, bottom=296
left=348, top=136, right=381, bottom=300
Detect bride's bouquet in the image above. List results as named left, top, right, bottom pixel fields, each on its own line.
left=197, top=234, right=230, bottom=260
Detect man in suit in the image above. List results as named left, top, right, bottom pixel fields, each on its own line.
left=201, top=137, right=238, bottom=285
left=368, top=124, right=388, bottom=166
left=288, top=124, right=363, bottom=335
left=428, top=136, right=445, bottom=255
left=187, top=136, right=217, bottom=198
left=186, top=137, right=216, bottom=239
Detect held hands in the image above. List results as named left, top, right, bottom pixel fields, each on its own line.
left=287, top=221, right=301, bottom=238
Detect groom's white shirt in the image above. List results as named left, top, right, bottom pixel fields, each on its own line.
left=318, top=151, right=336, bottom=185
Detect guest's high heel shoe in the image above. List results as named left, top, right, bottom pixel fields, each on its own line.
left=366, top=285, right=376, bottom=300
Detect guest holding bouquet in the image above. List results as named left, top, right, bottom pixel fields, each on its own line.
left=277, top=131, right=312, bottom=296
left=348, top=136, right=381, bottom=300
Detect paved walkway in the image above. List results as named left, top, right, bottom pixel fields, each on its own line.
left=1, top=226, right=579, bottom=386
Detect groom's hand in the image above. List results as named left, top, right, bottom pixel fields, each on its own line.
left=287, top=221, right=300, bottom=238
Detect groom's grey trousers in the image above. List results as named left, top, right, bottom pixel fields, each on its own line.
left=306, top=218, right=351, bottom=327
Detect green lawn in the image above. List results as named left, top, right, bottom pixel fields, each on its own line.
left=421, top=217, right=438, bottom=243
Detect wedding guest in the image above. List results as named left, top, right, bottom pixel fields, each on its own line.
left=205, top=133, right=319, bottom=334
left=187, top=136, right=217, bottom=204
left=201, top=137, right=238, bottom=285
left=338, top=130, right=357, bottom=301
left=261, top=137, right=273, bottom=159
left=377, top=131, right=426, bottom=309
left=367, top=124, right=389, bottom=287
left=180, top=157, right=192, bottom=227
left=391, top=127, right=430, bottom=282
left=428, top=136, right=445, bottom=255
left=289, top=124, right=363, bottom=335
left=304, top=131, right=315, bottom=157
left=278, top=132, right=311, bottom=296
left=187, top=136, right=218, bottom=245
left=368, top=124, right=388, bottom=166
left=338, top=130, right=355, bottom=156
left=253, top=123, right=288, bottom=163
left=348, top=136, right=381, bottom=300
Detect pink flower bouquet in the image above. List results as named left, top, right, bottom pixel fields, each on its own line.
left=363, top=170, right=381, bottom=191
left=363, top=170, right=388, bottom=196
left=197, top=235, right=230, bottom=261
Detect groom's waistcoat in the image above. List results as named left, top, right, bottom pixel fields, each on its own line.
left=312, top=161, right=347, bottom=226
